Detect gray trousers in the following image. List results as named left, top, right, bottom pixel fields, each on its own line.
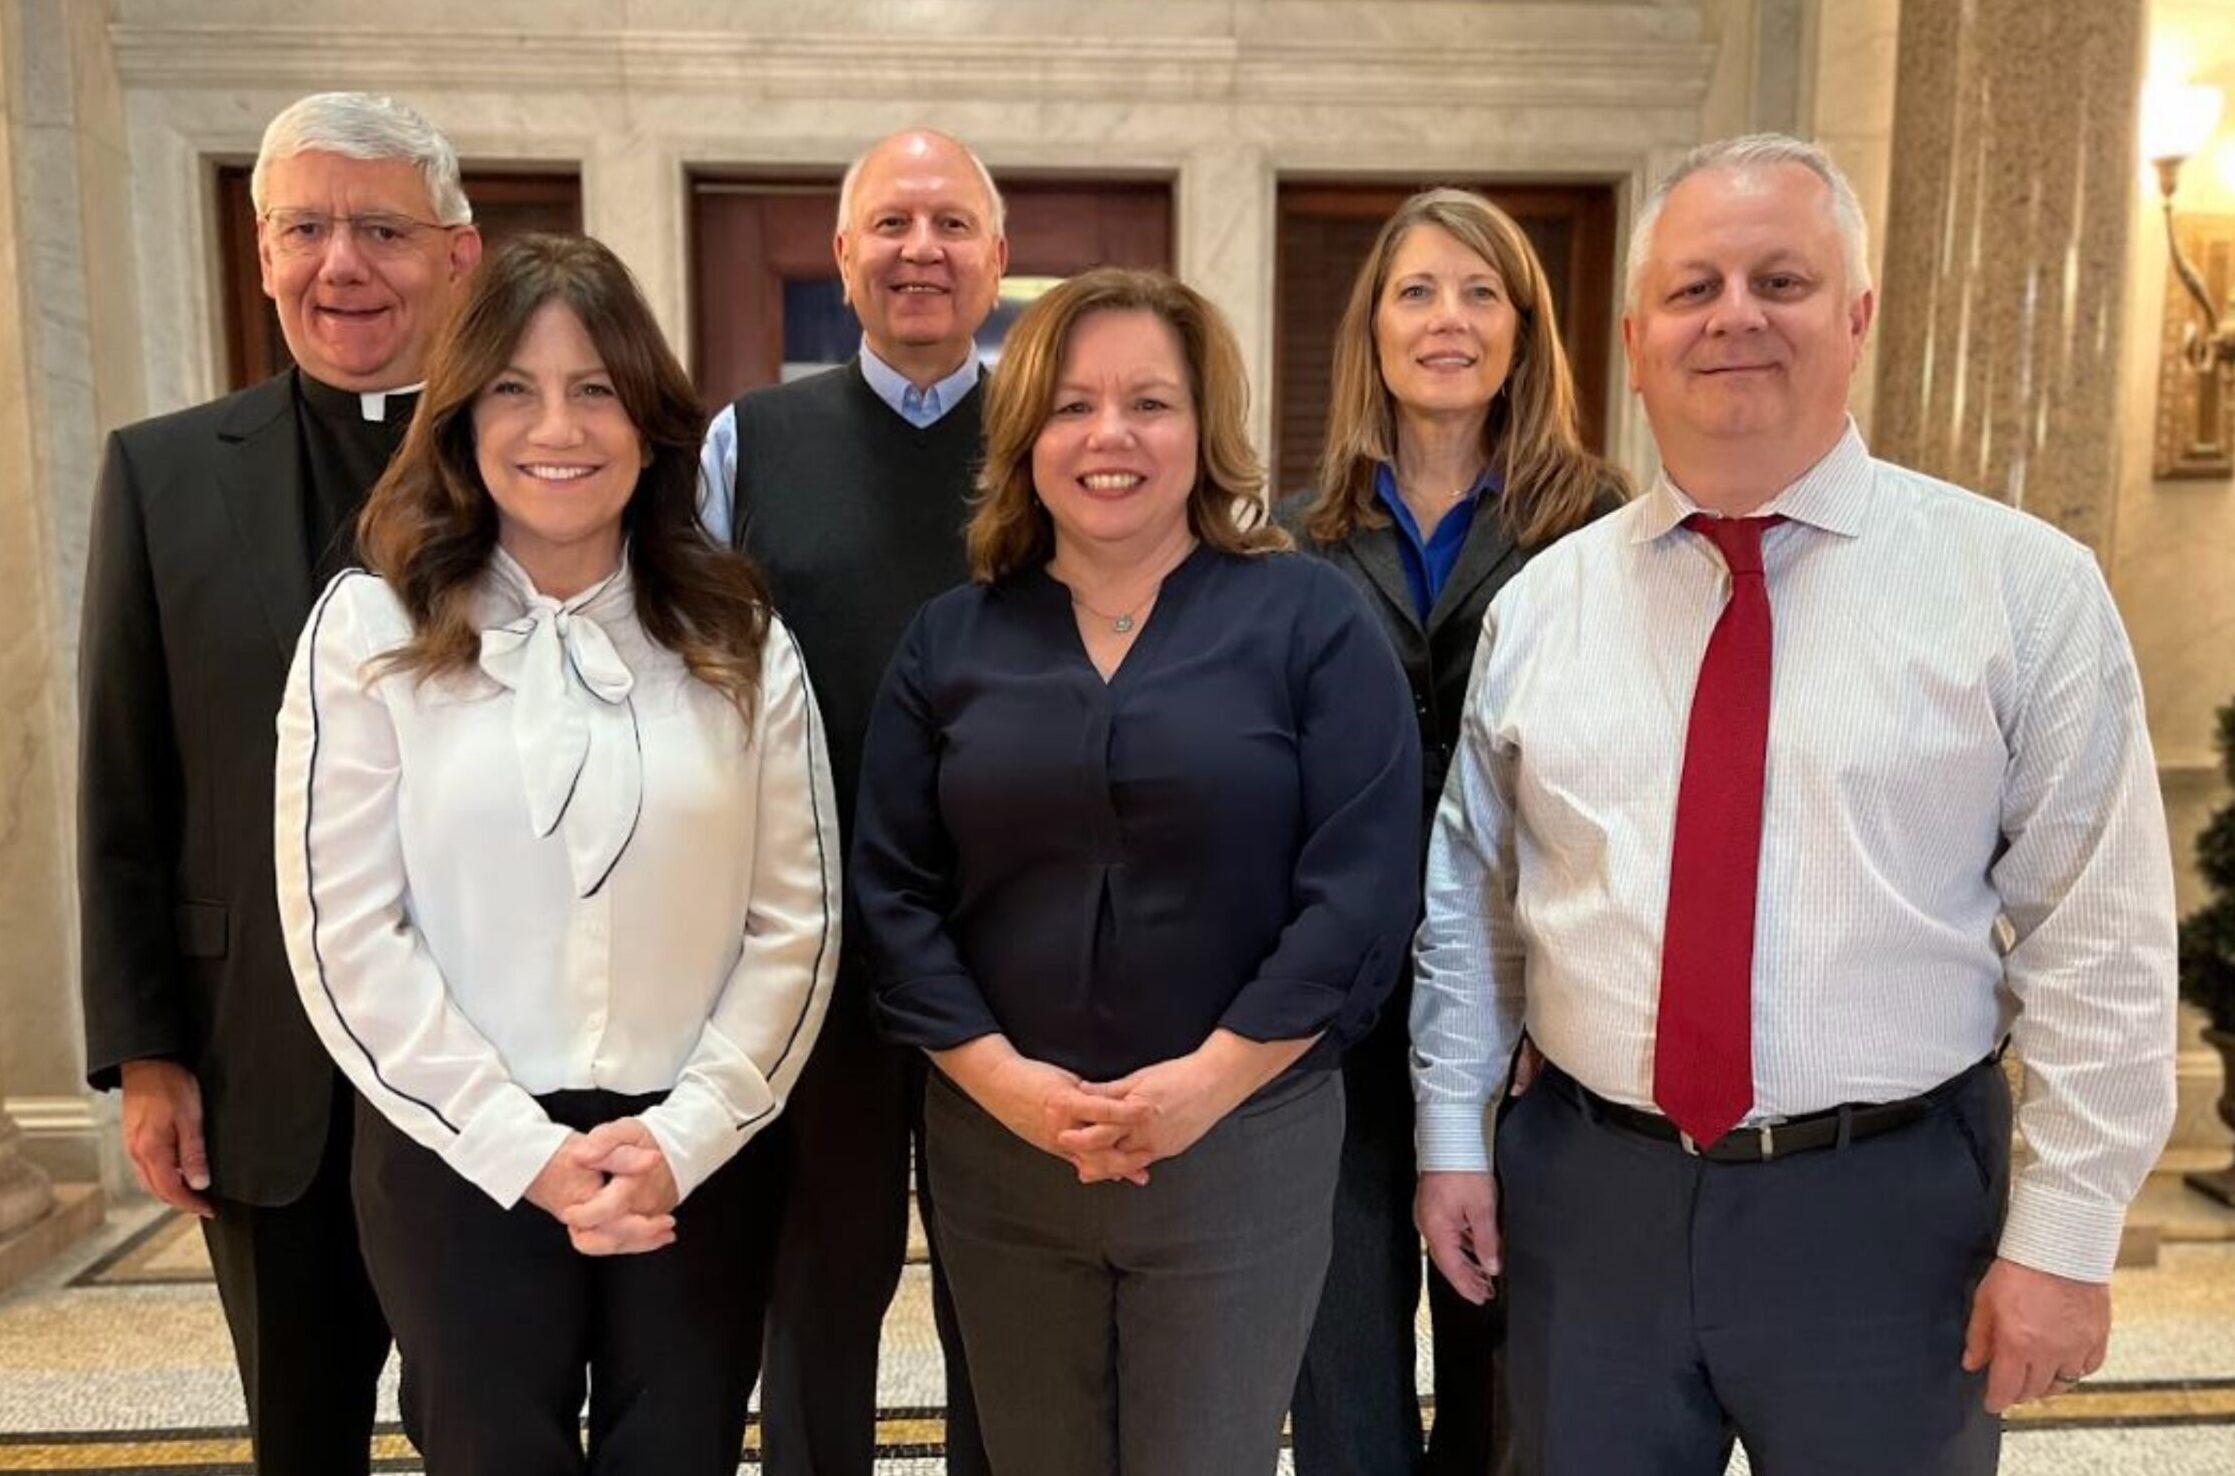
left=926, top=1066, right=1345, bottom=1476
left=1500, top=1059, right=2009, bottom=1476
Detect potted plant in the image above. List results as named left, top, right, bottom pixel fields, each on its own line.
left=2181, top=700, right=2235, bottom=1206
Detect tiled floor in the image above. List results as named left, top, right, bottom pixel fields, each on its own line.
left=3, top=1192, right=2234, bottom=1474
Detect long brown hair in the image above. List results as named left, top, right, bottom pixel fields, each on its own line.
left=358, top=233, right=773, bottom=716
left=1306, top=189, right=1625, bottom=547
left=969, top=267, right=1289, bottom=583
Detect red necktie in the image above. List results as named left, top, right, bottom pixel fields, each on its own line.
left=1653, top=513, right=1782, bottom=1147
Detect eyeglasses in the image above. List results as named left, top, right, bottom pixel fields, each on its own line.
left=261, top=209, right=455, bottom=259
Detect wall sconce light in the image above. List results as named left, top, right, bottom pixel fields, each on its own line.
left=2146, top=80, right=2234, bottom=478
left=2147, top=83, right=2231, bottom=372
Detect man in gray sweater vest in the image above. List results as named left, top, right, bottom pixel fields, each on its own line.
left=698, top=127, right=1006, bottom=1476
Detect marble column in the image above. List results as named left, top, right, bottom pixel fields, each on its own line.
left=1177, top=142, right=1276, bottom=464
left=2, top=0, right=139, bottom=1197
left=1871, top=0, right=2145, bottom=553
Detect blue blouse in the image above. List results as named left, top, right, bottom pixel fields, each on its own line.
left=852, top=546, right=1423, bottom=1081
left=1373, top=464, right=1497, bottom=619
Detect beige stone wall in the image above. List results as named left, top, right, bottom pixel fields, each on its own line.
left=1805, top=0, right=1899, bottom=440
left=2123, top=0, right=2235, bottom=914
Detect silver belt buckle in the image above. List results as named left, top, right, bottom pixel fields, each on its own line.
left=1679, top=1131, right=1700, bottom=1156
left=1759, top=1124, right=1777, bottom=1161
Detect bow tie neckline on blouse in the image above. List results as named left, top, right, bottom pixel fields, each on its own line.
left=475, top=548, right=642, bottom=898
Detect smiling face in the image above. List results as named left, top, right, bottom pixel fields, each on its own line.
left=257, top=150, right=481, bottom=392
left=472, top=300, right=645, bottom=589
left=1622, top=161, right=1873, bottom=500
left=835, top=132, right=1008, bottom=382
left=1373, top=223, right=1519, bottom=424
left=1030, top=308, right=1200, bottom=561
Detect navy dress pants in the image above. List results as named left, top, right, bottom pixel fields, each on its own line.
left=1498, top=1060, right=2009, bottom=1476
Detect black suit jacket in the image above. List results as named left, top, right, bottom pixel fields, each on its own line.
left=78, top=371, right=339, bottom=1206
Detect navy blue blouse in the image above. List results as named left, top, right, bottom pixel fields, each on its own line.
left=852, top=546, right=1423, bottom=1082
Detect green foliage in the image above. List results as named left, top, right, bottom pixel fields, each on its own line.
left=2179, top=699, right=2235, bottom=1031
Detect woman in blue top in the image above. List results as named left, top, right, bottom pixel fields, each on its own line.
left=852, top=267, right=1421, bottom=1476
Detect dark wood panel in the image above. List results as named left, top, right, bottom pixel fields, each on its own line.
left=215, top=166, right=583, bottom=391
left=1274, top=180, right=1618, bottom=495
left=689, top=177, right=1173, bottom=410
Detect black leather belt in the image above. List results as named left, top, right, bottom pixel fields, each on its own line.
left=1537, top=1058, right=1991, bottom=1164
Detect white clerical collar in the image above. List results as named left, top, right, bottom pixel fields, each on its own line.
left=357, top=383, right=425, bottom=422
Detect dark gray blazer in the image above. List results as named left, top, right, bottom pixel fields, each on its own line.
left=1280, top=486, right=1620, bottom=824
left=78, top=372, right=340, bottom=1205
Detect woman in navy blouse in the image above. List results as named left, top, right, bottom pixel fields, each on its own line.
left=853, top=267, right=1421, bottom=1476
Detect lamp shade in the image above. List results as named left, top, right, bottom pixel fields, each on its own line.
left=2143, top=81, right=2224, bottom=165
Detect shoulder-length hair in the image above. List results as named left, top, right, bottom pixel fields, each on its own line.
left=358, top=232, right=773, bottom=716
left=969, top=267, right=1289, bottom=583
left=1306, top=188, right=1626, bottom=548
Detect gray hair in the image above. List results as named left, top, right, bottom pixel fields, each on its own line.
left=250, top=92, right=473, bottom=227
left=836, top=129, right=1006, bottom=238
left=1625, top=133, right=1870, bottom=309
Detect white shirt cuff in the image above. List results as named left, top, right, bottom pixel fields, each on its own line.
left=442, top=1086, right=568, bottom=1210
left=640, top=1079, right=750, bottom=1205
left=1998, top=1178, right=2131, bottom=1284
left=1416, top=1101, right=1495, bottom=1173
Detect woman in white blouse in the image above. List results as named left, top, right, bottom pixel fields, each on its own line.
left=273, top=233, right=838, bottom=1474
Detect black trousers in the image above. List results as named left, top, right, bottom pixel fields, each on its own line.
left=1291, top=1029, right=1504, bottom=1476
left=756, top=982, right=988, bottom=1476
left=200, top=1081, right=391, bottom=1476
left=351, top=1090, right=778, bottom=1476
left=1499, top=1060, right=2009, bottom=1476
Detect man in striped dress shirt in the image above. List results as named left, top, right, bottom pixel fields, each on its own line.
left=1409, top=133, right=2177, bottom=1475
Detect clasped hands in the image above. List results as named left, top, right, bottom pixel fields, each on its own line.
left=524, top=1118, right=680, bottom=1256
left=942, top=1031, right=1294, bottom=1185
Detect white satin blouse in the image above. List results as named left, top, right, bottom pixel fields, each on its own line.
left=274, top=549, right=839, bottom=1209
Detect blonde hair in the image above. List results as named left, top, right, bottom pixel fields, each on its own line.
left=969, top=268, right=1288, bottom=582
left=1306, top=188, right=1623, bottom=549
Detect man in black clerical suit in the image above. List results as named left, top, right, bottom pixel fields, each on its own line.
left=77, top=92, right=480, bottom=1475
left=697, top=127, right=1005, bottom=1476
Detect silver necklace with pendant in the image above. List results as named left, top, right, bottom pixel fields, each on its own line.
left=1058, top=540, right=1195, bottom=636
left=1071, top=590, right=1148, bottom=633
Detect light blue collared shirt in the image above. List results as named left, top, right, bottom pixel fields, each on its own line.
left=697, top=342, right=983, bottom=545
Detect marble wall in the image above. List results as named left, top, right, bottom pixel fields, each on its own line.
left=2123, top=0, right=2235, bottom=906
left=0, top=0, right=136, bottom=1185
